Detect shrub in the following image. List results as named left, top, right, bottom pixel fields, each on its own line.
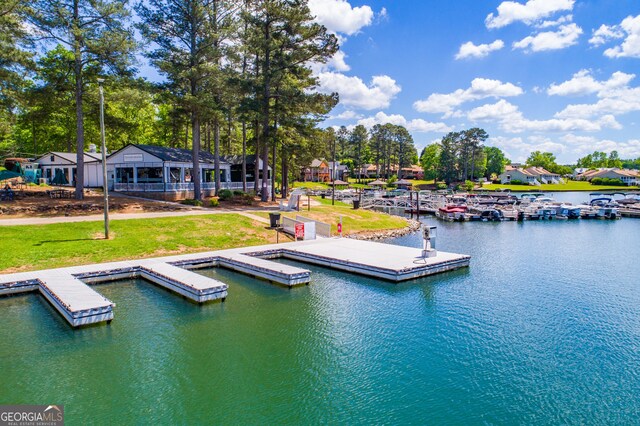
left=436, top=182, right=447, bottom=190
left=464, top=180, right=474, bottom=191
left=509, top=179, right=529, bottom=185
left=233, top=190, right=244, bottom=196
left=181, top=199, right=203, bottom=206
left=218, top=189, right=233, bottom=200
left=388, top=174, right=398, bottom=185
left=209, top=198, right=219, bottom=207
left=591, top=177, right=625, bottom=186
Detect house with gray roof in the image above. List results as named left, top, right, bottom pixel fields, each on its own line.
left=34, top=150, right=103, bottom=187
left=107, top=144, right=267, bottom=200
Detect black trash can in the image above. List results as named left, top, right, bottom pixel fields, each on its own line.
left=269, top=212, right=281, bottom=228
left=321, top=193, right=326, bottom=199
left=352, top=199, right=360, bottom=209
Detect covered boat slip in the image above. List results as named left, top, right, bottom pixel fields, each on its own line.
left=0, top=239, right=470, bottom=328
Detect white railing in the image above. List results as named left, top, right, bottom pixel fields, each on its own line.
left=114, top=181, right=260, bottom=193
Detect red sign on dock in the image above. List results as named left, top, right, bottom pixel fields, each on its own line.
left=295, top=223, right=304, bottom=239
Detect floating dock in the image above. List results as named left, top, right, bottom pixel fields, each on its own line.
left=0, top=238, right=469, bottom=328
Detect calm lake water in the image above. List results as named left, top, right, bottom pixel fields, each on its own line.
left=1, top=193, right=639, bottom=424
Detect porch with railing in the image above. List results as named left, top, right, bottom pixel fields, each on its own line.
left=114, top=181, right=247, bottom=192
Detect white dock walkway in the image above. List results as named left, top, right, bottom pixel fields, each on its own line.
left=38, top=272, right=114, bottom=328
left=139, top=262, right=227, bottom=303
left=0, top=238, right=469, bottom=328
left=277, top=238, right=470, bottom=281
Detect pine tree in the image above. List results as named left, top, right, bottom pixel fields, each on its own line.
left=29, top=0, right=135, bottom=199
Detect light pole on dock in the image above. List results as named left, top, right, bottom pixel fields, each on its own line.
left=98, top=78, right=110, bottom=240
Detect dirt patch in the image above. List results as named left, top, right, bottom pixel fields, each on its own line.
left=0, top=189, right=189, bottom=218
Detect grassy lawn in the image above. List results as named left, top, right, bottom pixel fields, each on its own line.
left=481, top=181, right=638, bottom=192
left=257, top=196, right=408, bottom=235
left=0, top=214, right=278, bottom=274
left=292, top=181, right=329, bottom=190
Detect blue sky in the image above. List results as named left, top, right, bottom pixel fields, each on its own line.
left=308, top=0, right=640, bottom=163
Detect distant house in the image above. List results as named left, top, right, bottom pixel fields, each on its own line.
left=303, top=159, right=331, bottom=182
left=577, top=168, right=639, bottom=186
left=498, top=165, right=561, bottom=185
left=328, top=161, right=349, bottom=181
left=35, top=150, right=103, bottom=187
left=400, top=165, right=424, bottom=180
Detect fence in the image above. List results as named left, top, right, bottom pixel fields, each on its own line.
left=296, top=215, right=331, bottom=238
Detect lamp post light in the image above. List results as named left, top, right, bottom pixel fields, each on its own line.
left=332, top=132, right=336, bottom=206
left=98, top=78, right=109, bottom=239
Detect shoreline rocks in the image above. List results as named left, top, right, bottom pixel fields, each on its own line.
left=348, top=218, right=422, bottom=241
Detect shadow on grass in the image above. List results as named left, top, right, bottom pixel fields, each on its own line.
left=33, top=238, right=98, bottom=246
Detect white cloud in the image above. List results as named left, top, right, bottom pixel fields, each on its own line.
left=547, top=70, right=635, bottom=97
left=535, top=14, right=573, bottom=29
left=413, top=78, right=523, bottom=117
left=600, top=15, right=640, bottom=58
left=561, top=134, right=640, bottom=158
left=357, top=111, right=453, bottom=133
left=589, top=24, right=625, bottom=46
left=455, top=40, right=504, bottom=60
left=552, top=71, right=640, bottom=119
left=330, top=110, right=362, bottom=120
left=467, top=100, right=621, bottom=133
left=513, top=23, right=582, bottom=52
left=485, top=0, right=575, bottom=29
left=316, top=73, right=401, bottom=110
left=308, top=0, right=374, bottom=36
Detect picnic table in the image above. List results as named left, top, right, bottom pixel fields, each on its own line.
left=47, top=189, right=74, bottom=199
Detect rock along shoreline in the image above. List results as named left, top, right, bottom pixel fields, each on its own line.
left=347, top=218, right=422, bottom=241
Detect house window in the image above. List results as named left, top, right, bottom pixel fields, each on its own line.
left=116, top=167, right=134, bottom=183
left=50, top=155, right=55, bottom=162
left=169, top=167, right=181, bottom=183
left=136, top=167, right=163, bottom=183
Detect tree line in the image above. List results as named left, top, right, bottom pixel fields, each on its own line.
left=421, top=129, right=640, bottom=185
left=0, top=0, right=339, bottom=201
left=328, top=123, right=418, bottom=181
left=420, top=128, right=508, bottom=184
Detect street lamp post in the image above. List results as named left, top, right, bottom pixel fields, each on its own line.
left=332, top=133, right=336, bottom=206
left=98, top=78, right=109, bottom=239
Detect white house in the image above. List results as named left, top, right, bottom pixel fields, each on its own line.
left=35, top=150, right=103, bottom=187
left=499, top=165, right=561, bottom=185
left=578, top=168, right=639, bottom=186
left=107, top=144, right=272, bottom=200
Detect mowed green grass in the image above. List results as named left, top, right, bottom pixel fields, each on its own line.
left=257, top=196, right=409, bottom=235
left=0, top=214, right=276, bottom=273
left=481, top=181, right=637, bottom=192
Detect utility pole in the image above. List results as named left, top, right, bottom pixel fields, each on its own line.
left=98, top=78, right=110, bottom=239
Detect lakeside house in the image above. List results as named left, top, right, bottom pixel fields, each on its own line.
left=34, top=148, right=103, bottom=187
left=107, top=144, right=271, bottom=200
left=576, top=168, right=639, bottom=186
left=221, top=154, right=271, bottom=185
left=498, top=165, right=561, bottom=185
left=400, top=165, right=424, bottom=180
left=303, top=159, right=348, bottom=182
